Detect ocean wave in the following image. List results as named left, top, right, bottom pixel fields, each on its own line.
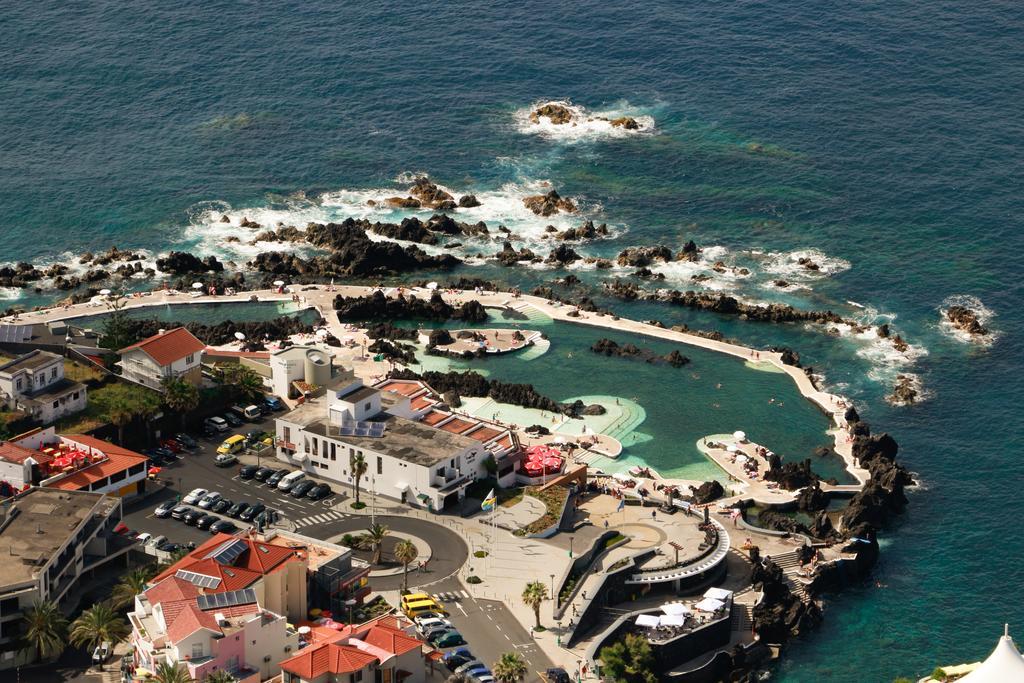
left=754, top=248, right=851, bottom=279
left=937, top=294, right=997, bottom=345
left=513, top=100, right=656, bottom=142
left=0, top=287, right=22, bottom=301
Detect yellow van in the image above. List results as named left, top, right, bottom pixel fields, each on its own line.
left=217, top=434, right=246, bottom=455
left=404, top=599, right=446, bottom=618
left=400, top=593, right=430, bottom=609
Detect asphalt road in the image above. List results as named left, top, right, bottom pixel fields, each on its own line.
left=124, top=420, right=554, bottom=680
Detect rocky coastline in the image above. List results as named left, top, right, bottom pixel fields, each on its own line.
left=589, top=338, right=690, bottom=367
left=334, top=290, right=487, bottom=324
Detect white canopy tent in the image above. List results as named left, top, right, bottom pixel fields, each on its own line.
left=733, top=430, right=747, bottom=441
left=726, top=444, right=739, bottom=454
left=693, top=598, right=725, bottom=612
left=703, top=587, right=733, bottom=601
left=960, top=627, right=1024, bottom=682
left=660, top=603, right=691, bottom=616
left=634, top=614, right=660, bottom=628
left=659, top=615, right=687, bottom=627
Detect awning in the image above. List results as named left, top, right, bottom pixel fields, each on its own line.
left=661, top=603, right=690, bottom=616
left=417, top=493, right=430, bottom=502
left=693, top=598, right=725, bottom=612
left=659, top=614, right=686, bottom=627
left=394, top=482, right=410, bottom=491
left=634, top=614, right=660, bottom=628
left=703, top=587, right=733, bottom=601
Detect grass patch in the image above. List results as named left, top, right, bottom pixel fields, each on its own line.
left=604, top=533, right=627, bottom=549
left=519, top=486, right=570, bottom=535
left=63, top=359, right=104, bottom=384
left=466, top=576, right=482, bottom=585
left=54, top=380, right=160, bottom=435
left=351, top=501, right=367, bottom=510
left=473, top=550, right=488, bottom=558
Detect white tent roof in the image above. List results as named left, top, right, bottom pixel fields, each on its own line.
left=661, top=603, right=691, bottom=616
left=659, top=614, right=686, bottom=627
left=703, top=587, right=733, bottom=601
left=693, top=598, right=725, bottom=612
left=960, top=628, right=1024, bottom=682
left=634, top=614, right=660, bottom=628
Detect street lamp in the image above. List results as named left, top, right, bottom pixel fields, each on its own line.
left=550, top=573, right=555, bottom=598
left=345, top=598, right=357, bottom=626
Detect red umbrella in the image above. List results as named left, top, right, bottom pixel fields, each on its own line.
left=148, top=467, right=162, bottom=476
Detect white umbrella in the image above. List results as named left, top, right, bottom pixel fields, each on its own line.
left=99, top=288, right=112, bottom=296
left=426, top=282, right=438, bottom=290
left=298, top=625, right=311, bottom=636
left=726, top=444, right=738, bottom=454
left=234, top=332, right=246, bottom=341
left=634, top=614, right=660, bottom=628
left=315, top=328, right=328, bottom=338
left=192, top=282, right=204, bottom=289
left=659, top=614, right=686, bottom=627
left=660, top=603, right=690, bottom=616
left=733, top=430, right=746, bottom=441
left=612, top=472, right=633, bottom=482
left=735, top=454, right=749, bottom=465
left=693, top=598, right=725, bottom=612
left=703, top=587, right=733, bottom=601
left=273, top=280, right=285, bottom=287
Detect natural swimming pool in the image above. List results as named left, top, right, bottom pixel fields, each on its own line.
left=65, top=300, right=321, bottom=328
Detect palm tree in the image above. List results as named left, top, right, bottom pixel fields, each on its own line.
left=204, top=670, right=236, bottom=683
left=224, top=365, right=264, bottom=403
left=162, top=376, right=200, bottom=430
left=599, top=633, right=657, bottom=683
left=69, top=603, right=129, bottom=670
left=137, top=391, right=163, bottom=446
left=493, top=651, right=528, bottom=683
left=521, top=581, right=548, bottom=631
left=22, top=600, right=68, bottom=662
left=152, top=661, right=194, bottom=683
left=358, top=522, right=390, bottom=565
left=351, top=453, right=368, bottom=505
left=394, top=539, right=419, bottom=592
left=111, top=565, right=156, bottom=608
left=107, top=399, right=135, bottom=445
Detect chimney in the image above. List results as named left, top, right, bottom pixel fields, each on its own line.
left=158, top=329, right=166, bottom=336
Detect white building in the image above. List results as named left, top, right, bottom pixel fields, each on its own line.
left=117, top=326, right=205, bottom=391
left=0, top=488, right=129, bottom=670
left=0, top=350, right=87, bottom=424
left=274, top=377, right=519, bottom=511
left=267, top=345, right=349, bottom=400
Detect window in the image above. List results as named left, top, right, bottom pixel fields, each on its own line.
left=186, top=353, right=195, bottom=364
left=376, top=456, right=382, bottom=475
left=50, top=367, right=57, bottom=380
left=52, top=401, right=59, bottom=409
left=312, top=439, right=318, bottom=456
left=283, top=426, right=291, bottom=442
left=15, top=378, right=21, bottom=391
left=0, top=597, right=18, bottom=615
left=436, top=466, right=445, bottom=477
left=364, top=402, right=371, bottom=411
left=192, top=643, right=203, bottom=658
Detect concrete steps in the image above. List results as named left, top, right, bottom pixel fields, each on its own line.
left=731, top=602, right=753, bottom=632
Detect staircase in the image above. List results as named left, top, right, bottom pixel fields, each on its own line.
left=772, top=549, right=812, bottom=603
left=518, top=337, right=550, bottom=361
left=731, top=602, right=754, bottom=632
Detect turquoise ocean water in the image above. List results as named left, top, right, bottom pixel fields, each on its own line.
left=3, top=3, right=1023, bottom=679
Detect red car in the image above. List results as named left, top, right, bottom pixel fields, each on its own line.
left=160, top=439, right=183, bottom=453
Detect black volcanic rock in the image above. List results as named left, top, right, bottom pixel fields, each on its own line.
left=156, top=251, right=224, bottom=274
left=689, top=480, right=725, bottom=504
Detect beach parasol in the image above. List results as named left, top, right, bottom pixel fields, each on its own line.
left=426, top=282, right=438, bottom=290
left=660, top=614, right=687, bottom=627
left=148, top=467, right=162, bottom=476
left=192, top=282, right=203, bottom=290
left=634, top=614, right=660, bottom=627
left=693, top=597, right=725, bottom=612
left=297, top=626, right=311, bottom=636
left=99, top=288, right=111, bottom=296
left=726, top=444, right=738, bottom=453
left=661, top=602, right=691, bottom=616
left=274, top=280, right=285, bottom=287
left=234, top=331, right=246, bottom=341
left=703, top=587, right=733, bottom=601
left=733, top=430, right=746, bottom=441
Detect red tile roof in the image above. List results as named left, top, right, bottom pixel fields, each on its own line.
left=409, top=396, right=435, bottom=411
left=437, top=417, right=474, bottom=434
left=420, top=411, right=449, bottom=426
left=164, top=601, right=220, bottom=642
left=361, top=625, right=423, bottom=657
left=376, top=380, right=426, bottom=397
left=280, top=643, right=379, bottom=678
left=144, top=576, right=200, bottom=605
left=0, top=442, right=47, bottom=465
left=118, top=327, right=205, bottom=367
left=466, top=426, right=502, bottom=442
left=152, top=532, right=301, bottom=591
left=46, top=436, right=148, bottom=491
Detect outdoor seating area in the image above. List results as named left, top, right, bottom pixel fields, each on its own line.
left=39, top=442, right=102, bottom=475
left=633, top=587, right=734, bottom=643
left=523, top=444, right=565, bottom=477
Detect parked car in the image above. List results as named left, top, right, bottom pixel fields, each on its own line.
left=263, top=396, right=284, bottom=412
left=147, top=535, right=168, bottom=549
left=454, top=660, right=487, bottom=676
left=277, top=471, right=305, bottom=491
left=135, top=532, right=152, bottom=544
left=231, top=404, right=263, bottom=421
left=210, top=519, right=239, bottom=534
left=202, top=423, right=219, bottom=438
left=204, top=416, right=229, bottom=433
left=289, top=479, right=315, bottom=498
left=222, top=412, right=243, bottom=428
left=432, top=630, right=465, bottom=648
left=183, top=509, right=205, bottom=526
left=239, top=464, right=259, bottom=479
left=444, top=648, right=474, bottom=671
left=174, top=433, right=198, bottom=449
left=420, top=624, right=453, bottom=640
left=306, top=483, right=333, bottom=500
left=183, top=488, right=207, bottom=505
left=154, top=500, right=176, bottom=518
left=217, top=434, right=246, bottom=455
left=92, top=642, right=111, bottom=664
left=415, top=616, right=452, bottom=633
left=254, top=508, right=276, bottom=527
left=473, top=675, right=495, bottom=683
left=543, top=668, right=570, bottom=683
left=157, top=540, right=181, bottom=553
left=159, top=439, right=182, bottom=453
left=253, top=466, right=275, bottom=481
left=227, top=502, right=251, bottom=518
left=197, top=491, right=222, bottom=509
left=196, top=514, right=219, bottom=530
left=171, top=505, right=191, bottom=520
left=214, top=453, right=238, bottom=467
left=212, top=498, right=233, bottom=514
left=266, top=469, right=289, bottom=487
left=239, top=502, right=265, bottom=522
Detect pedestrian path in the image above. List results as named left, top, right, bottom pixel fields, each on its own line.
left=293, top=509, right=350, bottom=528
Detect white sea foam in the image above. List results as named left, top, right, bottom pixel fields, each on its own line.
left=513, top=100, right=656, bottom=142
left=937, top=294, right=997, bottom=345
left=0, top=287, right=22, bottom=301
left=756, top=248, right=851, bottom=279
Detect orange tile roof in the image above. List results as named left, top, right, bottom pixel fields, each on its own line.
left=203, top=348, right=271, bottom=359
left=280, top=643, right=379, bottom=678
left=144, top=576, right=200, bottom=605
left=437, top=417, right=474, bottom=434
left=118, top=327, right=205, bottom=366
left=152, top=532, right=301, bottom=591
left=46, top=436, right=148, bottom=491
left=361, top=625, right=423, bottom=657
left=495, top=435, right=513, bottom=449
left=0, top=442, right=47, bottom=465
left=466, top=426, right=502, bottom=442
left=165, top=601, right=220, bottom=642
left=420, top=410, right=450, bottom=426
left=409, top=396, right=435, bottom=410
left=376, top=380, right=425, bottom=397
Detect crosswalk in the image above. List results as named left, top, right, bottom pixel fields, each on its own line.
left=434, top=589, right=471, bottom=602
left=294, top=509, right=349, bottom=528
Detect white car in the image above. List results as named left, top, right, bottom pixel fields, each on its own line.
left=197, top=491, right=222, bottom=509
left=183, top=488, right=208, bottom=505
left=135, top=532, right=152, bottom=544
left=415, top=617, right=451, bottom=634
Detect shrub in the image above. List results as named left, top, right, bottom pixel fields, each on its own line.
left=466, top=576, right=482, bottom=584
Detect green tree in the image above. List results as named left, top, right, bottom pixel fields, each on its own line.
left=358, top=523, right=390, bottom=565
left=223, top=365, right=264, bottom=403
left=492, top=651, right=528, bottom=682
left=22, top=600, right=68, bottom=662
left=205, top=670, right=236, bottom=683
left=106, top=398, right=135, bottom=445
left=137, top=390, right=163, bottom=446
left=351, top=453, right=368, bottom=505
left=521, top=581, right=549, bottom=631
left=152, top=660, right=194, bottom=682
left=69, top=603, right=129, bottom=670
left=111, top=565, right=156, bottom=609
left=599, top=633, right=657, bottom=683
left=98, top=295, right=136, bottom=351
left=394, top=539, right=419, bottom=592
left=162, top=376, right=200, bottom=430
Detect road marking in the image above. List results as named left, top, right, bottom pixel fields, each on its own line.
left=456, top=602, right=468, bottom=616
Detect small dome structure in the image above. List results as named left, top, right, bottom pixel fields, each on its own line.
left=960, top=626, right=1024, bottom=682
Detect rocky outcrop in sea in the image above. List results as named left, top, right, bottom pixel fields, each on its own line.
left=589, top=338, right=690, bottom=367
left=334, top=290, right=487, bottom=324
